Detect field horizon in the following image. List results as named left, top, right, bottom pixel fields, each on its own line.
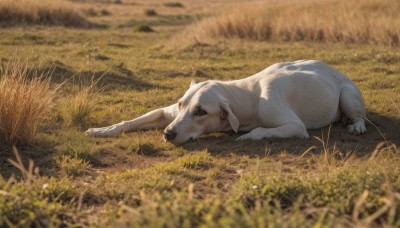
left=0, top=0, right=399, bottom=227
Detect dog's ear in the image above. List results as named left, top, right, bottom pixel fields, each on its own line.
left=190, top=80, right=197, bottom=87
left=220, top=100, right=239, bottom=133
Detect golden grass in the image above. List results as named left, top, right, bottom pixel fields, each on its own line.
left=0, top=0, right=91, bottom=27
left=183, top=0, right=400, bottom=46
left=0, top=62, right=55, bottom=146
left=59, top=79, right=99, bottom=127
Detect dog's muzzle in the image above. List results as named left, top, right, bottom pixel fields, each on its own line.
left=163, top=130, right=177, bottom=141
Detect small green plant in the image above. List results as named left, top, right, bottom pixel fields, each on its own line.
left=130, top=143, right=159, bottom=156
left=56, top=155, right=92, bottom=177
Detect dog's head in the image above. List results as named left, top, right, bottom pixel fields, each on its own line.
left=163, top=81, right=239, bottom=144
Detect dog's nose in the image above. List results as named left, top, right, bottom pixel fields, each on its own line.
left=164, top=130, right=177, bottom=141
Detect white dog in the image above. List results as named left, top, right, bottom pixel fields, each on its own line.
left=86, top=60, right=366, bottom=144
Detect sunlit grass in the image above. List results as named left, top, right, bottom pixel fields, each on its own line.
left=181, top=0, right=400, bottom=46
left=59, top=77, right=100, bottom=127
left=0, top=0, right=399, bottom=226
left=0, top=61, right=55, bottom=146
left=0, top=0, right=91, bottom=27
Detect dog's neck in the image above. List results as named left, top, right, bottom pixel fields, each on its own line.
left=220, top=80, right=261, bottom=131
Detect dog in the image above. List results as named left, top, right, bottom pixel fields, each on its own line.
left=86, top=60, right=366, bottom=144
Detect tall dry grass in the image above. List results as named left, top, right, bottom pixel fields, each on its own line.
left=183, top=0, right=400, bottom=46
left=0, top=0, right=91, bottom=27
left=0, top=62, right=55, bottom=146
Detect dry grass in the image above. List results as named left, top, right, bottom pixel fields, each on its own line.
left=183, top=0, right=400, bottom=46
left=0, top=0, right=91, bottom=27
left=69, top=0, right=122, bottom=3
left=0, top=62, right=55, bottom=146
left=0, top=0, right=399, bottom=225
left=59, top=79, right=99, bottom=127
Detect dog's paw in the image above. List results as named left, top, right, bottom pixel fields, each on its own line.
left=236, top=132, right=258, bottom=141
left=347, top=119, right=366, bottom=135
left=85, top=127, right=121, bottom=137
left=236, top=128, right=267, bottom=141
left=236, top=134, right=250, bottom=141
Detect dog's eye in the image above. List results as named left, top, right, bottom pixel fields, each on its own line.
left=194, top=108, right=207, bottom=116
left=178, top=102, right=182, bottom=109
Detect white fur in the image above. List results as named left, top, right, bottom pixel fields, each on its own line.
left=86, top=60, right=366, bottom=144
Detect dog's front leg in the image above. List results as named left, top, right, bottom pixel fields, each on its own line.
left=86, top=104, right=178, bottom=137
left=236, top=123, right=309, bottom=141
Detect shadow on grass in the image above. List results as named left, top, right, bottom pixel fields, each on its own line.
left=0, top=111, right=398, bottom=179
left=118, top=14, right=194, bottom=29
left=181, top=111, right=400, bottom=158
left=29, top=62, right=165, bottom=91
left=0, top=145, right=54, bottom=180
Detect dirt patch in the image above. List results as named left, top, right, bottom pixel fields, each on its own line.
left=90, top=147, right=170, bottom=171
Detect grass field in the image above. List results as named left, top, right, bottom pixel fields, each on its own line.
left=0, top=0, right=399, bottom=227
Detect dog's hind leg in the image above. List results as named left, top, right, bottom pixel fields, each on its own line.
left=339, top=84, right=366, bottom=135
left=86, top=104, right=178, bottom=137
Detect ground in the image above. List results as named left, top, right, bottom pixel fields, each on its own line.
left=0, top=0, right=399, bottom=227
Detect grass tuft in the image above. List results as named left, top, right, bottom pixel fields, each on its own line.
left=59, top=78, right=99, bottom=127
left=144, top=8, right=157, bottom=17
left=0, top=0, right=91, bottom=28
left=0, top=61, right=55, bottom=146
left=56, top=155, right=92, bottom=177
left=134, top=24, right=154, bottom=33
left=163, top=2, right=184, bottom=8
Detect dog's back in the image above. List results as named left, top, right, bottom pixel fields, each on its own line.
left=243, top=60, right=364, bottom=129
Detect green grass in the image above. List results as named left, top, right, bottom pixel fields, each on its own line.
left=0, top=0, right=399, bottom=227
